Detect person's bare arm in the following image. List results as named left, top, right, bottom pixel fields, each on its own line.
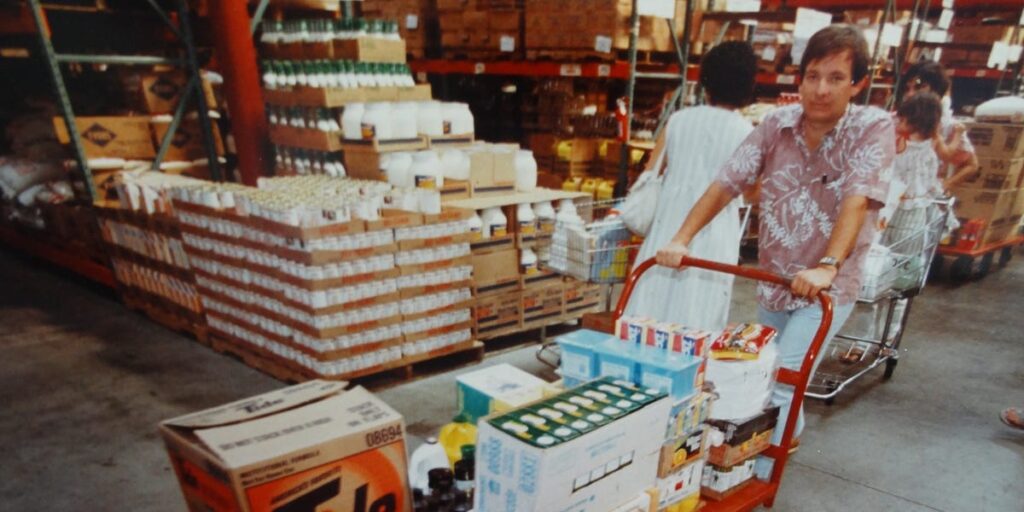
left=655, top=182, right=736, bottom=267
left=933, top=124, right=964, bottom=161
left=790, top=196, right=870, bottom=298
left=942, top=151, right=978, bottom=190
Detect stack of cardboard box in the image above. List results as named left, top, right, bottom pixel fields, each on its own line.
left=953, top=122, right=1024, bottom=247
left=361, top=0, right=437, bottom=59
left=437, top=0, right=524, bottom=58
left=52, top=70, right=224, bottom=186
left=524, top=0, right=690, bottom=58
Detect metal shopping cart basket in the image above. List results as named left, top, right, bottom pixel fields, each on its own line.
left=546, top=198, right=644, bottom=284
left=542, top=256, right=834, bottom=511
left=807, top=197, right=953, bottom=404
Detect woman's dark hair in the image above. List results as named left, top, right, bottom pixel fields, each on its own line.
left=903, top=60, right=951, bottom=97
left=700, top=41, right=757, bottom=108
left=897, top=92, right=943, bottom=138
left=800, top=24, right=870, bottom=83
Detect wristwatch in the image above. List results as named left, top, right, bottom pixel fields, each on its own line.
left=818, top=256, right=841, bottom=269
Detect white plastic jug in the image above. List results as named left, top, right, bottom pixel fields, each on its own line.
left=534, top=200, right=556, bottom=234
left=481, top=206, right=508, bottom=238
left=517, top=203, right=537, bottom=235
left=383, top=152, right=414, bottom=188
left=392, top=101, right=419, bottom=139
left=440, top=148, right=471, bottom=181
left=468, top=211, right=484, bottom=241
left=442, top=102, right=474, bottom=135
left=361, top=102, right=394, bottom=140
left=521, top=248, right=539, bottom=275
left=408, top=437, right=450, bottom=492
left=410, top=150, right=443, bottom=189
left=515, top=149, right=538, bottom=192
left=341, top=102, right=365, bottom=140
left=416, top=100, right=445, bottom=137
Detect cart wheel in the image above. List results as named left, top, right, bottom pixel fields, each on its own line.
left=949, top=256, right=973, bottom=282
left=824, top=385, right=837, bottom=406
left=883, top=358, right=898, bottom=380
left=998, top=247, right=1013, bottom=267
left=978, top=253, right=994, bottom=277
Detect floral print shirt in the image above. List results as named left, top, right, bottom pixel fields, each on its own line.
left=716, top=104, right=895, bottom=311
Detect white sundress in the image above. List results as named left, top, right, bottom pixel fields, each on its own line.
left=623, top=106, right=754, bottom=331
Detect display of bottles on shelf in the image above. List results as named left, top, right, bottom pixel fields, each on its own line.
left=260, top=18, right=401, bottom=46
left=267, top=105, right=341, bottom=133
left=273, top=145, right=347, bottom=177
left=261, top=60, right=415, bottom=90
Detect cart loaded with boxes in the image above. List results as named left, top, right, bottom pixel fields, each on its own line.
left=538, top=256, right=834, bottom=510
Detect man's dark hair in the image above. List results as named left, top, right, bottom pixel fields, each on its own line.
left=800, top=24, right=870, bottom=83
left=700, top=41, right=757, bottom=108
left=903, top=60, right=950, bottom=96
left=897, top=92, right=943, bottom=138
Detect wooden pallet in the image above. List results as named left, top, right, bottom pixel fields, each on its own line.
left=121, top=289, right=208, bottom=343
left=206, top=330, right=485, bottom=384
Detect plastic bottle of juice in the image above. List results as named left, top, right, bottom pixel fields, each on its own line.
left=438, top=414, right=477, bottom=467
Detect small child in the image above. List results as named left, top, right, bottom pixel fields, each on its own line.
left=882, top=92, right=962, bottom=250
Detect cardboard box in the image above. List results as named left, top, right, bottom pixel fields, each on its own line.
left=53, top=116, right=156, bottom=159
left=706, top=406, right=780, bottom=468
left=334, top=37, right=407, bottom=63
left=978, top=215, right=1024, bottom=245
left=344, top=151, right=387, bottom=181
left=563, top=280, right=603, bottom=316
left=474, top=377, right=671, bottom=512
left=961, top=157, right=1024, bottom=190
left=967, top=122, right=1024, bottom=159
left=141, top=72, right=217, bottom=114
left=656, top=460, right=703, bottom=510
left=457, top=363, right=551, bottom=423
left=160, top=381, right=411, bottom=512
left=151, top=114, right=226, bottom=162
left=471, top=248, right=520, bottom=294
left=473, top=290, right=522, bottom=337
left=952, top=187, right=1020, bottom=221
left=521, top=282, right=564, bottom=326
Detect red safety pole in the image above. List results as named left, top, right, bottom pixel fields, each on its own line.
left=206, top=0, right=268, bottom=185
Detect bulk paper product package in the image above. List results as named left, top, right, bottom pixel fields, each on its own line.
left=456, top=363, right=552, bottom=423
left=159, top=380, right=411, bottom=512
left=474, top=377, right=671, bottom=512
left=710, top=324, right=777, bottom=360
left=705, top=342, right=779, bottom=421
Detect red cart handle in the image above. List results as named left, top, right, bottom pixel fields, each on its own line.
left=614, top=256, right=833, bottom=491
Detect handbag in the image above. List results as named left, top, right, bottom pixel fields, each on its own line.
left=619, top=146, right=666, bottom=236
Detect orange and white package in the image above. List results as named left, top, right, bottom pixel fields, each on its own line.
left=710, top=323, right=778, bottom=360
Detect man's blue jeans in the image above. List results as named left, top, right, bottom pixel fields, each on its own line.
left=754, top=301, right=855, bottom=479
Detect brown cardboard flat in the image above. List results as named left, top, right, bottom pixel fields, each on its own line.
left=474, top=291, right=522, bottom=335
left=160, top=382, right=411, bottom=512
left=472, top=248, right=520, bottom=288
left=53, top=116, right=156, bottom=159
left=334, top=37, right=408, bottom=63
left=952, top=187, right=1020, bottom=221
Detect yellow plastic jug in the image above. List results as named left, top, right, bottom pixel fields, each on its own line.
left=438, top=414, right=477, bottom=467
left=562, top=176, right=583, bottom=191
left=596, top=179, right=615, bottom=201
left=581, top=178, right=600, bottom=197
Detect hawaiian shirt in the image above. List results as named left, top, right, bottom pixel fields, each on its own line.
left=716, top=104, right=895, bottom=311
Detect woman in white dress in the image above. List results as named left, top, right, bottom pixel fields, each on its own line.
left=624, top=42, right=758, bottom=330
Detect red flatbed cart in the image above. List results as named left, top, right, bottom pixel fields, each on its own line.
left=935, top=235, right=1024, bottom=282
left=605, top=256, right=833, bottom=511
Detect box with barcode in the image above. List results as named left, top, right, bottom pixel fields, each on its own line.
left=159, top=381, right=411, bottom=512
left=474, top=377, right=671, bottom=512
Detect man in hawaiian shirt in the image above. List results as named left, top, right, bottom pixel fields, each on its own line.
left=657, top=24, right=894, bottom=478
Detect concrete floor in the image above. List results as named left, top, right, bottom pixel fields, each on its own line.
left=0, top=247, right=1022, bottom=511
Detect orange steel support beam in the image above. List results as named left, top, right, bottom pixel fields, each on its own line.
left=206, top=0, right=268, bottom=185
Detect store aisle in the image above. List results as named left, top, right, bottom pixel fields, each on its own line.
left=0, top=247, right=1021, bottom=511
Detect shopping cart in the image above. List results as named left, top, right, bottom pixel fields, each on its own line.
left=547, top=199, right=644, bottom=284
left=540, top=256, right=834, bottom=511
left=807, top=198, right=953, bottom=404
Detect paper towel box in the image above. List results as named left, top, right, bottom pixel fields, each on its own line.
left=457, top=363, right=551, bottom=423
